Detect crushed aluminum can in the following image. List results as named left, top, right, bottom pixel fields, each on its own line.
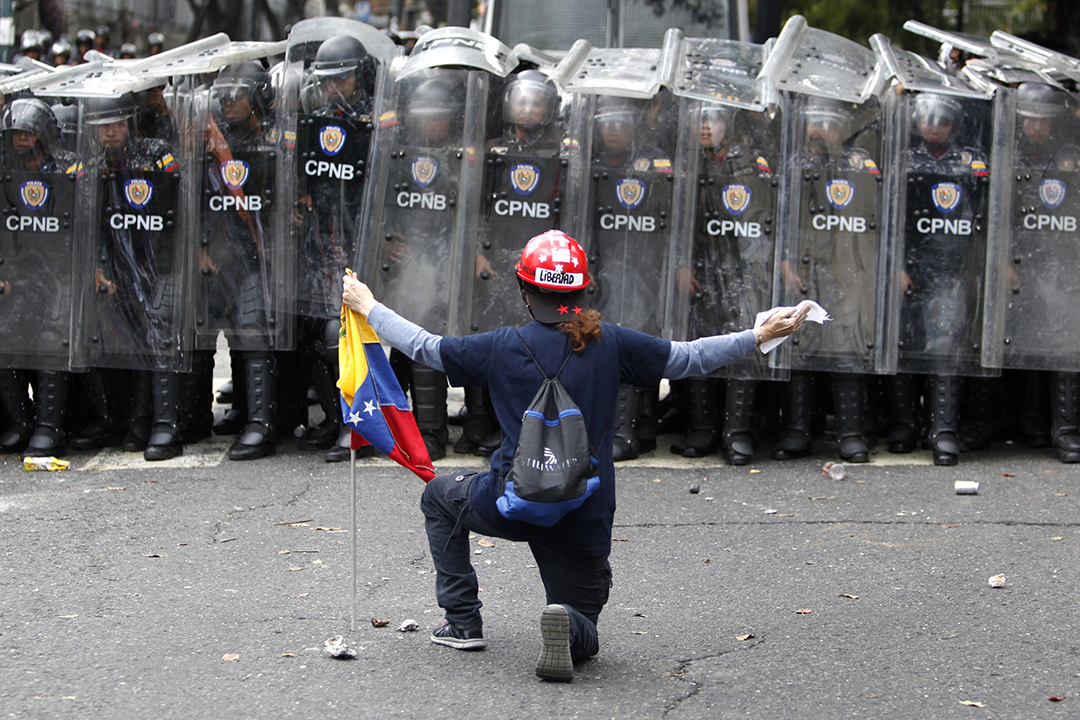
left=988, top=574, right=1006, bottom=588
left=822, top=461, right=846, bottom=481
left=23, top=456, right=70, bottom=471
left=955, top=480, right=980, bottom=495
left=323, top=635, right=358, bottom=659
left=397, top=619, right=420, bottom=632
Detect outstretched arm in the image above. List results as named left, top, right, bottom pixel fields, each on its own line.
left=342, top=273, right=444, bottom=371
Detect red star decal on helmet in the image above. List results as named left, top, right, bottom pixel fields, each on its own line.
left=573, top=306, right=583, bottom=314
left=558, top=305, right=570, bottom=314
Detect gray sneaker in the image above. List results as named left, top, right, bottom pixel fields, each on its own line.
left=535, top=604, right=573, bottom=682
left=430, top=620, right=486, bottom=650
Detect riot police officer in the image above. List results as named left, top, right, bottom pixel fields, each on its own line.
left=886, top=92, right=992, bottom=465
left=0, top=99, right=81, bottom=454
left=461, top=68, right=566, bottom=455
left=82, top=94, right=187, bottom=461
left=196, top=61, right=281, bottom=460
left=778, top=96, right=883, bottom=463
left=293, top=33, right=378, bottom=462
left=377, top=75, right=468, bottom=461
left=587, top=96, right=671, bottom=460
left=1000, top=82, right=1080, bottom=462
left=675, top=105, right=779, bottom=463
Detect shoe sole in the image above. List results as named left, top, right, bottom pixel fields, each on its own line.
left=430, top=633, right=486, bottom=651
left=535, top=604, right=573, bottom=682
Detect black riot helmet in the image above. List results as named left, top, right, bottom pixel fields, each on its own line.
left=75, top=28, right=95, bottom=49
left=912, top=92, right=963, bottom=132
left=120, top=43, right=137, bottom=59
left=51, top=37, right=74, bottom=65
left=407, top=77, right=457, bottom=124
left=1, top=98, right=59, bottom=155
left=212, top=61, right=273, bottom=121
left=502, top=69, right=558, bottom=129
left=699, top=104, right=735, bottom=152
left=84, top=94, right=136, bottom=125
left=312, top=35, right=374, bottom=85
left=19, top=29, right=42, bottom=56
left=1016, top=82, right=1067, bottom=119
left=148, top=32, right=165, bottom=53
left=803, top=96, right=853, bottom=137
left=51, top=103, right=79, bottom=151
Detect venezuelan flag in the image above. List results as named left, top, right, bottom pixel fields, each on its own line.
left=337, top=296, right=435, bottom=482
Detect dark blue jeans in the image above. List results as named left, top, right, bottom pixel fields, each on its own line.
left=420, top=470, right=612, bottom=660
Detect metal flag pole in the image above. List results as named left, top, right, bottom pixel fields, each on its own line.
left=350, top=446, right=357, bottom=632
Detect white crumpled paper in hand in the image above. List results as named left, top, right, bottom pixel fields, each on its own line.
left=754, top=300, right=830, bottom=355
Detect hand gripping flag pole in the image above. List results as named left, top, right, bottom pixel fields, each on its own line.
left=338, top=271, right=436, bottom=629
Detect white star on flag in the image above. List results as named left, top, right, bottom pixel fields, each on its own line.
left=554, top=263, right=563, bottom=273
left=349, top=411, right=361, bottom=424
left=363, top=400, right=377, bottom=416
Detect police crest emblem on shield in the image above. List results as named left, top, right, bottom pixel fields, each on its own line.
left=931, top=182, right=962, bottom=213
left=124, top=178, right=154, bottom=209
left=616, top=178, right=647, bottom=210
left=19, top=180, right=48, bottom=209
left=721, top=184, right=752, bottom=216
left=510, top=164, right=540, bottom=195
left=221, top=159, right=250, bottom=191
left=319, top=125, right=346, bottom=156
left=1039, top=178, right=1067, bottom=210
left=411, top=156, right=438, bottom=187
left=825, top=179, right=854, bottom=210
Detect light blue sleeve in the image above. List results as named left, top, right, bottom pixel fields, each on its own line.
left=365, top=303, right=445, bottom=372
left=663, top=330, right=756, bottom=379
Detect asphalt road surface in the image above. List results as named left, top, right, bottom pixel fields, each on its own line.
left=2, top=421, right=1078, bottom=719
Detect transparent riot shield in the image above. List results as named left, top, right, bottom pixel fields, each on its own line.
left=467, top=69, right=570, bottom=333
left=193, top=69, right=290, bottom=353
left=71, top=93, right=194, bottom=372
left=983, top=85, right=1080, bottom=371
left=280, top=18, right=396, bottom=321
left=667, top=99, right=786, bottom=380
left=357, top=67, right=484, bottom=335
left=0, top=162, right=79, bottom=370
left=760, top=16, right=883, bottom=105
left=576, top=92, right=675, bottom=336
left=777, top=92, right=887, bottom=375
left=881, top=89, right=995, bottom=377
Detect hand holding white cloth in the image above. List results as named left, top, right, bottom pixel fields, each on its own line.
left=754, top=300, right=830, bottom=355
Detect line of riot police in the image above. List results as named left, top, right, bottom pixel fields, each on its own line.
left=2, top=19, right=1079, bottom=468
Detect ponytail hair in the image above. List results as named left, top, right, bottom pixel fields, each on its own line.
left=558, top=309, right=602, bottom=352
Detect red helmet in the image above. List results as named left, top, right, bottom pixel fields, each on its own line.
left=515, top=230, right=590, bottom=292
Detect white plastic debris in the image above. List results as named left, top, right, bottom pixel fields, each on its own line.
left=397, top=619, right=420, bottom=632
left=323, top=635, right=358, bottom=659
left=988, top=574, right=1006, bottom=588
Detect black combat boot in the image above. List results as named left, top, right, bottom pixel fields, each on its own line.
left=1017, top=370, right=1051, bottom=448
left=145, top=372, right=183, bottom=461
left=722, top=379, right=758, bottom=466
left=0, top=369, right=34, bottom=453
left=70, top=369, right=123, bottom=450
left=884, top=374, right=920, bottom=453
left=773, top=372, right=813, bottom=460
left=229, top=356, right=277, bottom=461
left=1049, top=371, right=1080, bottom=463
left=453, top=387, right=501, bottom=456
left=612, top=384, right=643, bottom=461
left=671, top=377, right=720, bottom=458
left=299, top=356, right=341, bottom=451
left=411, top=362, right=448, bottom=461
left=637, top=387, right=658, bottom=455
left=122, top=372, right=153, bottom=452
left=213, top=359, right=247, bottom=435
left=180, top=350, right=215, bottom=444
left=926, top=374, right=961, bottom=466
left=27, top=370, right=70, bottom=454
left=959, top=376, right=998, bottom=451
left=832, top=374, right=869, bottom=463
